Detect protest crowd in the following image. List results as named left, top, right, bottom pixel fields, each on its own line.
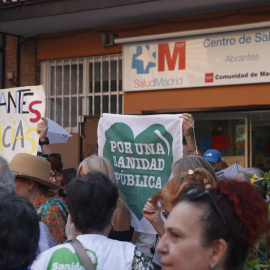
left=0, top=113, right=269, bottom=270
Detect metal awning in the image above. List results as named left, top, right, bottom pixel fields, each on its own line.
left=0, top=0, right=270, bottom=37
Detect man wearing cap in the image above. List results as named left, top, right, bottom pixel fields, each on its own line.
left=203, top=149, right=222, bottom=172
left=9, top=153, right=68, bottom=245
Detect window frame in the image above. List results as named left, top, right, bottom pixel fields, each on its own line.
left=40, top=54, right=123, bottom=133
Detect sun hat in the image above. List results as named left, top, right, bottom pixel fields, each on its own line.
left=203, top=149, right=222, bottom=163
left=9, top=153, right=62, bottom=189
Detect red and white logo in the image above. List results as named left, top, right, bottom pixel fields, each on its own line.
left=205, top=73, right=214, bottom=83
left=158, top=41, right=186, bottom=72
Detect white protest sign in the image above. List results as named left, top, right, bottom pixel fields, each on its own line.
left=216, top=163, right=244, bottom=180
left=98, top=113, right=183, bottom=233
left=0, top=85, right=45, bottom=162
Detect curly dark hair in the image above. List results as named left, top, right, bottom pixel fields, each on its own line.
left=179, top=180, right=269, bottom=270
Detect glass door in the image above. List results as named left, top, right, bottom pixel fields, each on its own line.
left=193, top=114, right=247, bottom=168
left=193, top=110, right=270, bottom=171
left=250, top=113, right=270, bottom=172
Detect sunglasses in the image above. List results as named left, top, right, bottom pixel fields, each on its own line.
left=50, top=172, right=63, bottom=181
left=186, top=188, right=228, bottom=227
left=161, top=209, right=169, bottom=219
left=37, top=152, right=62, bottom=161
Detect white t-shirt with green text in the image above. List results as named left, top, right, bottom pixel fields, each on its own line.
left=31, top=234, right=135, bottom=270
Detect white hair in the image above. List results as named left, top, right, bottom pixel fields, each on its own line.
left=0, top=156, right=15, bottom=194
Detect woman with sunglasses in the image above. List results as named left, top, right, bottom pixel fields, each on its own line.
left=143, top=168, right=216, bottom=270
left=157, top=180, right=269, bottom=270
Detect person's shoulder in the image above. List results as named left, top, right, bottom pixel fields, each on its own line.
left=31, top=243, right=74, bottom=270
left=38, top=197, right=56, bottom=207
left=43, top=197, right=67, bottom=210
left=106, top=234, right=134, bottom=246
left=47, top=197, right=65, bottom=204
left=36, top=243, right=70, bottom=258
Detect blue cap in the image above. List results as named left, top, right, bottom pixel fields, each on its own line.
left=203, top=149, right=222, bottom=163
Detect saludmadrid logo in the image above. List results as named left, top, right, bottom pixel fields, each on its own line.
left=133, top=77, right=183, bottom=88
left=132, top=45, right=156, bottom=74
left=131, top=42, right=186, bottom=88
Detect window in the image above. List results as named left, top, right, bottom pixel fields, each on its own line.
left=194, top=113, right=247, bottom=168
left=194, top=111, right=270, bottom=171
left=41, top=54, right=123, bottom=133
left=0, top=33, right=4, bottom=89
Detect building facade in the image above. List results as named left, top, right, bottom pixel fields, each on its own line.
left=1, top=0, right=270, bottom=170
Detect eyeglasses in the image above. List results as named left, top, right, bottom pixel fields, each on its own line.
left=50, top=172, right=63, bottom=181
left=186, top=188, right=228, bottom=227
left=37, top=152, right=62, bottom=161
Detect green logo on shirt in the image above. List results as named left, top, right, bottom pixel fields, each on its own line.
left=47, top=247, right=98, bottom=270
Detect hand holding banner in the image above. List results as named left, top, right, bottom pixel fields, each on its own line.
left=0, top=85, right=45, bottom=162
left=216, top=162, right=244, bottom=180
left=98, top=113, right=183, bottom=233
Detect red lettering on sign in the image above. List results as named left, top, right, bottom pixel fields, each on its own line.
left=29, top=100, right=42, bottom=123
left=158, top=41, right=186, bottom=72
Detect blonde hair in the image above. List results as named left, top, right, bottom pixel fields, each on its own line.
left=78, top=155, right=117, bottom=185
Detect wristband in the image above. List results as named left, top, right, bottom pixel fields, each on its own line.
left=39, top=137, right=49, bottom=145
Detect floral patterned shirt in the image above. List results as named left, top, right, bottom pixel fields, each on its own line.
left=35, top=195, right=68, bottom=245
left=132, top=247, right=154, bottom=270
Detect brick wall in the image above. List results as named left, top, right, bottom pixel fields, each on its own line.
left=5, top=35, right=17, bottom=88
left=20, top=38, right=40, bottom=86
left=5, top=35, right=39, bottom=88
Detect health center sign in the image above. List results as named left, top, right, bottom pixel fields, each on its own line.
left=123, top=27, right=270, bottom=91
left=0, top=85, right=45, bottom=162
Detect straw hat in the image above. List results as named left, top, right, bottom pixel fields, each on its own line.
left=9, top=153, right=62, bottom=189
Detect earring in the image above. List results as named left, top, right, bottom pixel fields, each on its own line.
left=28, top=188, right=31, bottom=191
left=211, top=265, right=215, bottom=270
